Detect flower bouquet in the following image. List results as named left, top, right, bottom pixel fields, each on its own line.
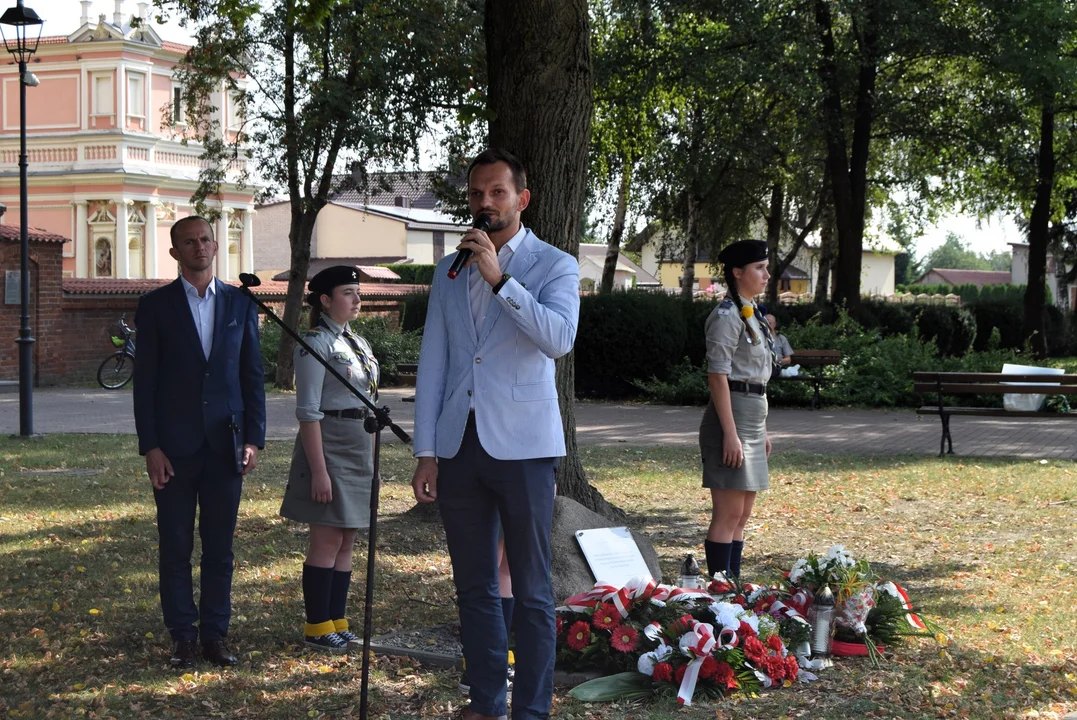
left=785, top=545, right=945, bottom=666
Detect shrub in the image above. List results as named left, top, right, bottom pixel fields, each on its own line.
left=382, top=264, right=436, bottom=285
left=632, top=357, right=709, bottom=405
left=915, top=305, right=977, bottom=356
left=400, top=292, right=430, bottom=333
left=575, top=292, right=688, bottom=397
left=681, top=298, right=719, bottom=366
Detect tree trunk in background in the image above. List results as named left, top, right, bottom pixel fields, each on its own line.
left=486, top=0, right=620, bottom=518
left=815, top=199, right=836, bottom=304
left=765, top=183, right=784, bottom=306
left=1025, top=99, right=1055, bottom=358
left=600, top=162, right=631, bottom=294
left=275, top=209, right=316, bottom=389
left=680, top=192, right=701, bottom=301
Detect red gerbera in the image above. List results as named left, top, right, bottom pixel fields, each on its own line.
left=743, top=636, right=767, bottom=664
left=785, top=655, right=801, bottom=681
left=591, top=603, right=620, bottom=631
left=714, top=660, right=738, bottom=690
left=653, top=662, right=674, bottom=683
left=754, top=596, right=774, bottom=614
left=764, top=655, right=787, bottom=681
left=699, top=655, right=719, bottom=680
left=738, top=620, right=757, bottom=638
left=566, top=620, right=591, bottom=650
left=611, top=625, right=640, bottom=652
left=766, top=634, right=785, bottom=654
left=674, top=663, right=688, bottom=685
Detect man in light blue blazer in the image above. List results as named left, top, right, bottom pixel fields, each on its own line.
left=412, top=149, right=579, bottom=720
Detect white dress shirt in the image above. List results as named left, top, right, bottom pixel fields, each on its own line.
left=469, top=225, right=526, bottom=332
left=181, top=276, right=217, bottom=361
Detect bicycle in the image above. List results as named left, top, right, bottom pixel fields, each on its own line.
left=97, top=314, right=137, bottom=390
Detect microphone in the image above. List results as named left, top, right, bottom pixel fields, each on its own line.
left=447, top=214, right=491, bottom=279
left=238, top=273, right=262, bottom=288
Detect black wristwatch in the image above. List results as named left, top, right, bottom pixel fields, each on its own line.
left=492, top=273, right=511, bottom=294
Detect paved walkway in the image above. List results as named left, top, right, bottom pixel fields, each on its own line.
left=3, top=387, right=1077, bottom=459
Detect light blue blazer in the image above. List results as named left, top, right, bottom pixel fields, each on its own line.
left=414, top=228, right=580, bottom=460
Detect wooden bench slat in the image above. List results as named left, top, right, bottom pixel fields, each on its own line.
left=913, top=383, right=1077, bottom=395
left=916, top=406, right=1077, bottom=418
left=913, top=372, right=1077, bottom=384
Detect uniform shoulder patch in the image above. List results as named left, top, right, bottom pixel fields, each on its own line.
left=717, top=298, right=734, bottom=316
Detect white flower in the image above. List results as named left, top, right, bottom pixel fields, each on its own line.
left=739, top=612, right=759, bottom=635
left=826, top=544, right=856, bottom=568
left=654, top=641, right=673, bottom=662
left=757, top=614, right=778, bottom=638
left=876, top=581, right=900, bottom=598
left=788, top=558, right=809, bottom=584
left=709, top=601, right=742, bottom=631
left=637, top=653, right=657, bottom=676
left=746, top=586, right=770, bottom=605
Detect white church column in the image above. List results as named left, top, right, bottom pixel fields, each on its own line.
left=242, top=208, right=254, bottom=274
left=74, top=201, right=88, bottom=277
left=216, top=210, right=230, bottom=280
left=145, top=201, right=158, bottom=278
left=115, top=198, right=130, bottom=278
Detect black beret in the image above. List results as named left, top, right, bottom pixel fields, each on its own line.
left=306, top=265, right=360, bottom=306
left=717, top=239, right=768, bottom=268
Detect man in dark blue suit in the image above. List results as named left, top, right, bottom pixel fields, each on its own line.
left=133, top=215, right=266, bottom=669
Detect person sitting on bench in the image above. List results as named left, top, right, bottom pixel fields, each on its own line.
left=765, top=314, right=798, bottom=379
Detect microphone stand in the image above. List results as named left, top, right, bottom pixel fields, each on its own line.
left=238, top=276, right=409, bottom=720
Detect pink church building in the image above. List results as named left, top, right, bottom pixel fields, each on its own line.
left=0, top=0, right=255, bottom=280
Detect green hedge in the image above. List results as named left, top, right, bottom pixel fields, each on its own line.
left=400, top=292, right=430, bottom=333
left=383, top=264, right=436, bottom=285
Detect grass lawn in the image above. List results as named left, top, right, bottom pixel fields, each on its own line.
left=1, top=435, right=1076, bottom=719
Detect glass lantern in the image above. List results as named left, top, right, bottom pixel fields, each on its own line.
left=677, top=553, right=701, bottom=589
left=807, top=585, right=836, bottom=661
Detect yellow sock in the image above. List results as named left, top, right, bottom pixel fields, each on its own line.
left=333, top=619, right=349, bottom=633
left=305, top=620, right=336, bottom=638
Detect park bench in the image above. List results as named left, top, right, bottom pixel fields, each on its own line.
left=913, top=371, right=1077, bottom=456
left=397, top=362, right=418, bottom=402
left=776, top=350, right=841, bottom=410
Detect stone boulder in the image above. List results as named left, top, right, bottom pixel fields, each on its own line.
left=550, top=496, right=663, bottom=603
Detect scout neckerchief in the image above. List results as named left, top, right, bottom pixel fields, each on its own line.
left=320, top=318, right=379, bottom=401
left=754, top=304, right=780, bottom=372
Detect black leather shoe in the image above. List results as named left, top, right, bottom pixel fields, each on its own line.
left=169, top=640, right=197, bottom=669
left=201, top=640, right=237, bottom=667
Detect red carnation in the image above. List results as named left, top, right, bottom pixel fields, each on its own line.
left=733, top=594, right=746, bottom=606
left=566, top=620, right=591, bottom=651
left=738, top=620, right=757, bottom=638
left=699, top=655, right=719, bottom=680
left=709, top=580, right=732, bottom=594
left=591, top=603, right=620, bottom=631
left=674, top=664, right=688, bottom=685
left=766, top=634, right=785, bottom=654
left=714, top=660, right=738, bottom=690
left=611, top=625, right=640, bottom=653
left=743, top=636, right=767, bottom=664
left=653, top=662, right=674, bottom=683
left=785, top=655, right=801, bottom=681
left=764, top=655, right=787, bottom=681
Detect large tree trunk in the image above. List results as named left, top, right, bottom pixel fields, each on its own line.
left=814, top=0, right=863, bottom=310
left=600, top=162, right=631, bottom=294
left=1026, top=99, right=1055, bottom=358
left=486, top=0, right=620, bottom=518
left=275, top=208, right=317, bottom=389
left=765, top=183, right=784, bottom=305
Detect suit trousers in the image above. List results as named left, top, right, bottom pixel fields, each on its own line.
left=438, top=415, right=557, bottom=720
left=153, top=441, right=243, bottom=643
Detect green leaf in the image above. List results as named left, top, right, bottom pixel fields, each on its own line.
left=568, top=671, right=654, bottom=702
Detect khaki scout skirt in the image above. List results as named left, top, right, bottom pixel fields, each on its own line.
left=280, top=415, right=374, bottom=528
left=699, top=392, right=769, bottom=491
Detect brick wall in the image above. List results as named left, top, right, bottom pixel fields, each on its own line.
left=0, top=238, right=63, bottom=384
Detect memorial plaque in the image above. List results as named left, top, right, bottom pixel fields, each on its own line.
left=575, top=527, right=653, bottom=587
left=5, top=270, right=22, bottom=305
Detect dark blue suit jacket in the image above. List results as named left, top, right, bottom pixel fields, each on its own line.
left=133, top=278, right=267, bottom=459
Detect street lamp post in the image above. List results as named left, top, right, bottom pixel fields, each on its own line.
left=1, top=0, right=42, bottom=437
